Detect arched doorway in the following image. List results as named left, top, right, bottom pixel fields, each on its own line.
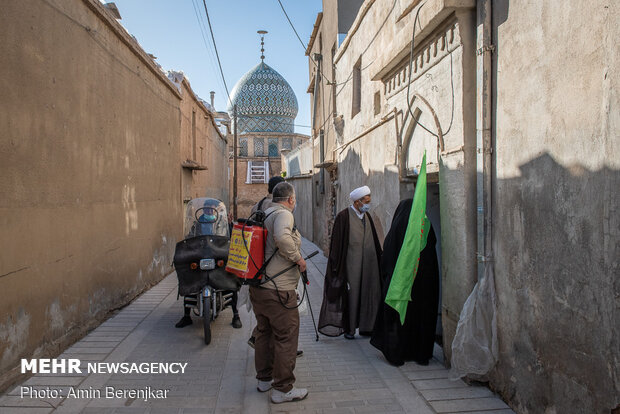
left=399, top=94, right=445, bottom=349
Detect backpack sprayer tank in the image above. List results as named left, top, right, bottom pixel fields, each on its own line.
left=226, top=215, right=268, bottom=285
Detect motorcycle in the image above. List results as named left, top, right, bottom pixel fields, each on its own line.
left=173, top=198, right=240, bottom=345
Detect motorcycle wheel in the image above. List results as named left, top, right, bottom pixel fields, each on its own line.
left=203, top=295, right=212, bottom=345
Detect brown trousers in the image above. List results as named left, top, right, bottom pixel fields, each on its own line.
left=249, top=286, right=299, bottom=392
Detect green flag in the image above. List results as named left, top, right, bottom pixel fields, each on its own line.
left=385, top=151, right=431, bottom=325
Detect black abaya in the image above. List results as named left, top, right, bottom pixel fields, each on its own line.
left=370, top=199, right=440, bottom=366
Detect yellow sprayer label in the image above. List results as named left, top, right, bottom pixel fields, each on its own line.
left=227, top=228, right=253, bottom=272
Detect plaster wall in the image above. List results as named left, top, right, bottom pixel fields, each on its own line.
left=283, top=140, right=314, bottom=178
left=308, top=0, right=619, bottom=412
left=284, top=140, right=318, bottom=240
left=306, top=0, right=342, bottom=253
left=490, top=1, right=620, bottom=412
left=331, top=0, right=477, bottom=358
left=0, top=0, right=182, bottom=389
left=288, top=176, right=314, bottom=241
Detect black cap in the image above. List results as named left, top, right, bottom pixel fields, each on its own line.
left=268, top=176, right=285, bottom=194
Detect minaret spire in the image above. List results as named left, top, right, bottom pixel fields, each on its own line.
left=258, top=30, right=268, bottom=63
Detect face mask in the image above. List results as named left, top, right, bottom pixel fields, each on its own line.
left=359, top=203, right=371, bottom=213
left=292, top=203, right=297, bottom=213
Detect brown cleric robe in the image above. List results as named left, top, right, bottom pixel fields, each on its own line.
left=318, top=206, right=382, bottom=337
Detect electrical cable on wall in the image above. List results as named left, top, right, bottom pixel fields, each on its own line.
left=404, top=2, right=456, bottom=139
left=405, top=3, right=439, bottom=138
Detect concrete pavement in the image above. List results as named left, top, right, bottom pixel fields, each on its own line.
left=0, top=238, right=515, bottom=413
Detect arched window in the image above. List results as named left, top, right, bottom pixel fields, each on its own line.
left=254, top=138, right=264, bottom=156
left=282, top=138, right=292, bottom=151
left=239, top=138, right=248, bottom=157
left=268, top=138, right=278, bottom=157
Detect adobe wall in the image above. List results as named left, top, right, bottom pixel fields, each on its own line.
left=178, top=79, right=229, bottom=208
left=0, top=0, right=182, bottom=390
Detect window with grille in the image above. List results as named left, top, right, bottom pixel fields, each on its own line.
left=254, top=138, right=264, bottom=156
left=239, top=138, right=248, bottom=157
left=296, top=139, right=303, bottom=148
left=282, top=138, right=292, bottom=150
left=268, top=138, right=278, bottom=157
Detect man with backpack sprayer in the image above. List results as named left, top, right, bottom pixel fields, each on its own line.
left=245, top=176, right=302, bottom=357
left=249, top=182, right=308, bottom=403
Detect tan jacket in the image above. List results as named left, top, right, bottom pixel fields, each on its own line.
left=263, top=204, right=302, bottom=291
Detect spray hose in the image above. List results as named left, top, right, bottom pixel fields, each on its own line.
left=262, top=251, right=320, bottom=342
left=237, top=211, right=320, bottom=340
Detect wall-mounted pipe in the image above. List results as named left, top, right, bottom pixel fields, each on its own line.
left=476, top=0, right=493, bottom=277
left=449, top=0, right=498, bottom=381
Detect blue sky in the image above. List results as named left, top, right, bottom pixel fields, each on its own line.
left=112, top=0, right=323, bottom=133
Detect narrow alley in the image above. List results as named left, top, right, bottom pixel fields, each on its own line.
left=0, top=238, right=513, bottom=414
left=1, top=1, right=618, bottom=413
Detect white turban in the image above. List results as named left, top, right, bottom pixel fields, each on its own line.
left=349, top=185, right=371, bottom=202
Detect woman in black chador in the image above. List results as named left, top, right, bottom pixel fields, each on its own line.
left=370, top=199, right=439, bottom=366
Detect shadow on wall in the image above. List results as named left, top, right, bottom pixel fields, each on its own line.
left=489, top=153, right=619, bottom=414
left=329, top=146, right=618, bottom=413
left=333, top=148, right=404, bottom=248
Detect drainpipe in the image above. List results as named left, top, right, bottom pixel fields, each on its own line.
left=312, top=54, right=325, bottom=196
left=476, top=0, right=493, bottom=281
left=312, top=54, right=322, bottom=133
left=450, top=0, right=498, bottom=380
left=319, top=129, right=325, bottom=194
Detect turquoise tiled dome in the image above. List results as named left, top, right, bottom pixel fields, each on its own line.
left=228, top=62, right=298, bottom=134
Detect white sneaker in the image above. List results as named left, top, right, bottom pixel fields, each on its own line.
left=257, top=380, right=272, bottom=392
left=270, top=387, right=308, bottom=404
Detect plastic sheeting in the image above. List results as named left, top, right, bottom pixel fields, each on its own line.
left=450, top=263, right=498, bottom=380
left=297, top=278, right=309, bottom=316
left=237, top=285, right=252, bottom=312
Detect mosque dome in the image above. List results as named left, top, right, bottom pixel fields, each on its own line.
left=228, top=62, right=298, bottom=134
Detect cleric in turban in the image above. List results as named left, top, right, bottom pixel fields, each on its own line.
left=318, top=186, right=382, bottom=339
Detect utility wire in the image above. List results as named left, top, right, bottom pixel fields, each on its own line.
left=191, top=0, right=228, bottom=101
left=442, top=51, right=455, bottom=136
left=201, top=0, right=231, bottom=103
left=199, top=1, right=314, bottom=129
left=276, top=0, right=307, bottom=50
left=274, top=0, right=347, bottom=139
left=275, top=0, right=333, bottom=85
left=404, top=2, right=456, bottom=139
